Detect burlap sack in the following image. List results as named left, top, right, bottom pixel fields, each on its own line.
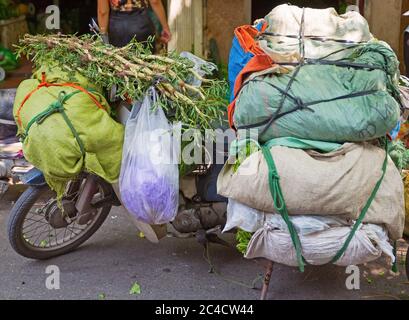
left=217, top=143, right=405, bottom=240
left=261, top=4, right=374, bottom=61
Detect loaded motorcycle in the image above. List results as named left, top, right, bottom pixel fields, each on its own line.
left=6, top=93, right=409, bottom=299
left=6, top=101, right=231, bottom=260
left=7, top=22, right=230, bottom=262
left=8, top=99, right=409, bottom=298
left=6, top=24, right=409, bottom=299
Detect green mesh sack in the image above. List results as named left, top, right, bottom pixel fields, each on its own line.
left=13, top=67, right=124, bottom=197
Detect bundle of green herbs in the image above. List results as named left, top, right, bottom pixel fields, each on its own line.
left=16, top=34, right=228, bottom=131
left=236, top=229, right=253, bottom=255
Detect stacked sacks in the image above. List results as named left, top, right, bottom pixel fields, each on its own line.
left=229, top=5, right=401, bottom=143
left=13, top=66, right=124, bottom=197
left=220, top=4, right=406, bottom=269
left=218, top=141, right=405, bottom=267
left=218, top=143, right=405, bottom=240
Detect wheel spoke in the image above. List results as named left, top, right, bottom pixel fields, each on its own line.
left=23, top=217, right=48, bottom=230
left=28, top=225, right=52, bottom=246
left=62, top=227, right=67, bottom=243
left=54, top=228, right=58, bottom=246
left=23, top=216, right=46, bottom=224
left=22, top=223, right=50, bottom=235
left=24, top=223, right=50, bottom=240
left=68, top=224, right=86, bottom=232
left=66, top=226, right=82, bottom=237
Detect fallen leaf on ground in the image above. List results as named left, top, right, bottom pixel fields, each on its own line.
left=130, top=282, right=141, bottom=295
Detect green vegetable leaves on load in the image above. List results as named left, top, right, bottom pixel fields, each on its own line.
left=231, top=139, right=260, bottom=173
left=236, top=229, right=253, bottom=255
left=388, top=140, right=409, bottom=171
left=16, top=34, right=229, bottom=132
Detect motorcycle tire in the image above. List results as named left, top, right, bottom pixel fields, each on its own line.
left=7, top=183, right=111, bottom=260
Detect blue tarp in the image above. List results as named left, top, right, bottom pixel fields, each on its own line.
left=228, top=22, right=264, bottom=102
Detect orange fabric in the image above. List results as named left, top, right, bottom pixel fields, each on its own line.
left=227, top=22, right=275, bottom=129
left=228, top=54, right=275, bottom=128
left=17, top=72, right=107, bottom=128
left=397, top=122, right=409, bottom=140
left=234, top=23, right=267, bottom=56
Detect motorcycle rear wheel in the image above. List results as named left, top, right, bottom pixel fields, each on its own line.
left=7, top=179, right=112, bottom=260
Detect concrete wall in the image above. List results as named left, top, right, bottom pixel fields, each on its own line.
left=365, top=0, right=402, bottom=54
left=203, top=0, right=406, bottom=66
left=205, top=0, right=251, bottom=64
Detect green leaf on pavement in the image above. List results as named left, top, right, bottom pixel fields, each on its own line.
left=129, top=282, right=141, bottom=295
left=98, top=293, right=106, bottom=300
left=39, top=240, right=48, bottom=248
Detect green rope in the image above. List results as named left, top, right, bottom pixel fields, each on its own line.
left=261, top=146, right=306, bottom=272
left=22, top=90, right=86, bottom=156
left=330, top=141, right=389, bottom=263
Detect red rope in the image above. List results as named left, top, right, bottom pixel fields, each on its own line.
left=17, top=72, right=107, bottom=128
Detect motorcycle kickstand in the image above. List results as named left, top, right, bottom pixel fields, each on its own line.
left=260, top=260, right=274, bottom=300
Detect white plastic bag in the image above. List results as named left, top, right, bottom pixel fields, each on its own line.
left=119, top=87, right=180, bottom=225
left=224, top=199, right=347, bottom=234
left=180, top=51, right=218, bottom=87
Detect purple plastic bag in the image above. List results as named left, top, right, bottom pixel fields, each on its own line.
left=119, top=87, right=179, bottom=225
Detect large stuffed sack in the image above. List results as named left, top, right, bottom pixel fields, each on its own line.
left=13, top=67, right=124, bottom=196
left=260, top=4, right=373, bottom=61
left=224, top=199, right=349, bottom=234
left=218, top=143, right=405, bottom=240
left=232, top=43, right=400, bottom=143
left=227, top=200, right=394, bottom=267
left=245, top=219, right=394, bottom=267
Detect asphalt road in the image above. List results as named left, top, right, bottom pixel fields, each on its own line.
left=0, top=194, right=408, bottom=300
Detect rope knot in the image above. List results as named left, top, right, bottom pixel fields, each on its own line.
left=295, top=97, right=304, bottom=108
left=35, top=92, right=67, bottom=125
left=271, top=171, right=280, bottom=180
